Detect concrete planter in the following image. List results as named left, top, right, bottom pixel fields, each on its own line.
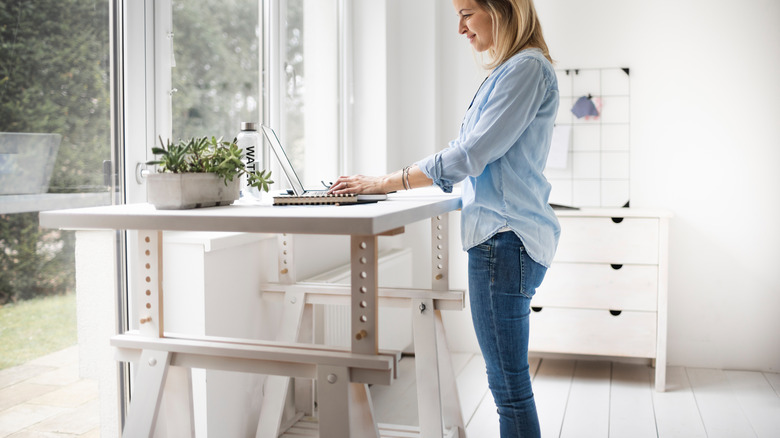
left=147, top=173, right=239, bottom=209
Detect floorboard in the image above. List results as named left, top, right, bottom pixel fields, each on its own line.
left=724, top=370, right=780, bottom=437
left=369, top=355, right=780, bottom=438
left=652, top=366, right=707, bottom=438
left=764, top=372, right=780, bottom=398
left=532, top=358, right=575, bottom=438
left=687, top=368, right=756, bottom=438
left=559, top=361, right=611, bottom=438
left=465, top=390, right=500, bottom=438
left=609, top=362, right=657, bottom=437
left=371, top=356, right=419, bottom=427
left=455, top=354, right=489, bottom=427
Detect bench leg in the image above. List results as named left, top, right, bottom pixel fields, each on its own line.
left=317, top=365, right=379, bottom=437
left=123, top=349, right=171, bottom=438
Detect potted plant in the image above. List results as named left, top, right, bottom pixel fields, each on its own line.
left=146, top=136, right=273, bottom=209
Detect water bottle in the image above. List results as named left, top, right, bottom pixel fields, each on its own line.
left=236, top=122, right=262, bottom=201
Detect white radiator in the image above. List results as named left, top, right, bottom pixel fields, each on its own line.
left=305, top=248, right=414, bottom=351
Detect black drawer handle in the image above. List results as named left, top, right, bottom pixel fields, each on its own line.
left=531, top=307, right=543, bottom=313
left=610, top=264, right=623, bottom=270
left=611, top=217, right=624, bottom=224
left=609, top=310, right=622, bottom=316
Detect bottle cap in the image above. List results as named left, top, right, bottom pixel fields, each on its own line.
left=240, top=122, right=257, bottom=131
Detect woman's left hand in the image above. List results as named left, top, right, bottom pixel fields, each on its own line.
left=328, top=175, right=387, bottom=195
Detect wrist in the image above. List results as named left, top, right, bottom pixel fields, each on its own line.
left=380, top=174, right=394, bottom=193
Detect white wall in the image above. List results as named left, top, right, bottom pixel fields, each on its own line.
left=395, top=0, right=780, bottom=371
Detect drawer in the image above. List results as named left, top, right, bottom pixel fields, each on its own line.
left=556, top=217, right=659, bottom=264
left=528, top=307, right=657, bottom=358
left=534, top=263, right=658, bottom=311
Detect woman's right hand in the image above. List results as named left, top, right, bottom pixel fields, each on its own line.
left=327, top=174, right=389, bottom=195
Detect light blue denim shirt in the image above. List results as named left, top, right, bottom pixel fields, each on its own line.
left=416, top=48, right=560, bottom=267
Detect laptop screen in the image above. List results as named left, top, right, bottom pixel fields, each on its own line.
left=260, top=125, right=306, bottom=196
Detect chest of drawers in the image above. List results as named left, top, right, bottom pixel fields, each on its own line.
left=529, top=208, right=670, bottom=391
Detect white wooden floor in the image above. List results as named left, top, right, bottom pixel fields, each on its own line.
left=370, top=354, right=780, bottom=438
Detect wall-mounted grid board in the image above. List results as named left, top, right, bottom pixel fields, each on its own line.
left=545, top=68, right=631, bottom=208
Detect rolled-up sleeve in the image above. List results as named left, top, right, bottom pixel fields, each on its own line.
left=417, top=57, right=548, bottom=192
left=416, top=151, right=455, bottom=193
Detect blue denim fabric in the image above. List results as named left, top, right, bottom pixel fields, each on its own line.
left=468, top=231, right=547, bottom=438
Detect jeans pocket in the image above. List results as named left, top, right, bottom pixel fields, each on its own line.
left=519, top=248, right=547, bottom=298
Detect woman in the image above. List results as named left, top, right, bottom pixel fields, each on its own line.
left=329, top=0, right=558, bottom=435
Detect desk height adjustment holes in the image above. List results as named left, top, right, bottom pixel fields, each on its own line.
left=145, top=290, right=151, bottom=296
left=145, top=263, right=150, bottom=269
left=360, top=300, right=367, bottom=308
left=437, top=254, right=443, bottom=260
left=146, top=303, right=151, bottom=309
left=360, top=286, right=367, bottom=293
left=145, top=250, right=150, bottom=256
left=359, top=257, right=367, bottom=264
left=144, top=236, right=150, bottom=243
left=437, top=234, right=443, bottom=240
left=145, top=276, right=151, bottom=283
left=360, top=242, right=367, bottom=249
left=359, top=315, right=368, bottom=323
left=437, top=244, right=443, bottom=250
left=437, top=225, right=443, bottom=230
left=359, top=272, right=367, bottom=279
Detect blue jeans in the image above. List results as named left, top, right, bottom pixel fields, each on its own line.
left=468, top=231, right=547, bottom=438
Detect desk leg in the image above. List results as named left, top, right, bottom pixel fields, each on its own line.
left=435, top=309, right=466, bottom=438
left=420, top=213, right=466, bottom=437
left=351, top=235, right=378, bottom=355
left=256, top=290, right=307, bottom=438
left=412, top=298, right=444, bottom=438
left=154, top=365, right=195, bottom=437
left=123, top=349, right=171, bottom=438
left=317, top=365, right=379, bottom=437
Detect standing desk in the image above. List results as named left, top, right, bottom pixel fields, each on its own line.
left=40, top=191, right=466, bottom=438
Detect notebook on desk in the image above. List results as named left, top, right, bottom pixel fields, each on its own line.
left=260, top=125, right=387, bottom=206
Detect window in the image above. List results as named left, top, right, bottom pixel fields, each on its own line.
left=0, top=0, right=113, bottom=368
left=166, top=0, right=344, bottom=190
left=274, top=0, right=341, bottom=186
left=170, top=0, right=260, bottom=142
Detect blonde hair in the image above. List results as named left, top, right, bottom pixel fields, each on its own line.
left=475, top=0, right=552, bottom=69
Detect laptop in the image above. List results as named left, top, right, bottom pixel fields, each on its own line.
left=260, top=125, right=386, bottom=205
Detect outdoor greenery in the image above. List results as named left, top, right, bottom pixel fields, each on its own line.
left=0, top=0, right=109, bottom=304
left=0, top=292, right=77, bottom=370
left=171, top=0, right=261, bottom=141
left=0, top=0, right=268, bottom=305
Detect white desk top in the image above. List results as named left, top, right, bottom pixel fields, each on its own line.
left=39, top=190, right=462, bottom=236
